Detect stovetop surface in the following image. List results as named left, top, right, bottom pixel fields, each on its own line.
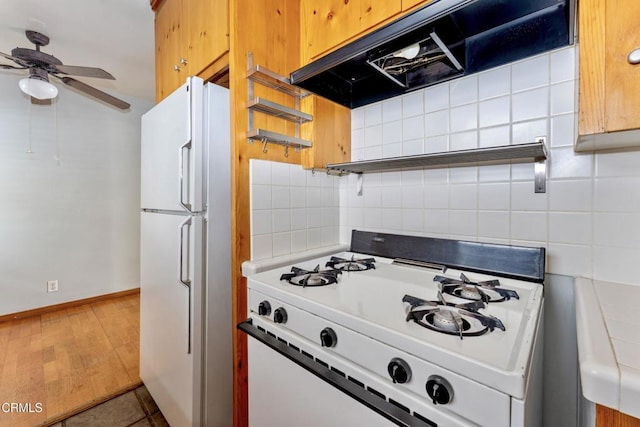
left=248, top=251, right=543, bottom=375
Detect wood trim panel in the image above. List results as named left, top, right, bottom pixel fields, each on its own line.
left=596, top=404, right=640, bottom=427
left=229, top=2, right=302, bottom=426
left=150, top=0, right=163, bottom=11
left=0, top=288, right=140, bottom=323
left=300, top=96, right=351, bottom=169
left=198, top=51, right=230, bottom=88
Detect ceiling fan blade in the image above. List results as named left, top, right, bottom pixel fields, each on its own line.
left=0, top=51, right=26, bottom=67
left=53, top=64, right=115, bottom=80
left=58, top=76, right=130, bottom=110
left=0, top=64, right=25, bottom=70
left=0, top=51, right=17, bottom=60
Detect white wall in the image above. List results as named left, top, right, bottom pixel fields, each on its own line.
left=341, top=45, right=640, bottom=286
left=0, top=73, right=153, bottom=315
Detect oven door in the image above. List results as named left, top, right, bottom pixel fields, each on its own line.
left=239, top=318, right=468, bottom=427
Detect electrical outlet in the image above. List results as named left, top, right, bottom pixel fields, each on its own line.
left=47, top=280, right=59, bottom=293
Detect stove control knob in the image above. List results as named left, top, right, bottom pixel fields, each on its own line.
left=258, top=301, right=271, bottom=317
left=426, top=375, right=453, bottom=405
left=320, top=328, right=337, bottom=348
left=387, top=358, right=411, bottom=384
left=273, top=307, right=288, bottom=324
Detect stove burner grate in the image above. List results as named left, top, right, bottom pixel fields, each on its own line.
left=280, top=265, right=341, bottom=287
left=434, top=273, right=520, bottom=303
left=326, top=255, right=376, bottom=272
left=402, top=294, right=505, bottom=339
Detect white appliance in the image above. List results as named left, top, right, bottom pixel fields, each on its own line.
left=240, top=231, right=544, bottom=427
left=140, top=77, right=231, bottom=427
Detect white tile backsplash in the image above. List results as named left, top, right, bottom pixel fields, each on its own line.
left=364, top=103, right=382, bottom=126
left=250, top=46, right=640, bottom=285
left=550, top=114, right=576, bottom=147
left=425, top=84, right=450, bottom=112
left=403, top=115, right=425, bottom=140
left=479, top=66, right=511, bottom=100
left=450, top=104, right=478, bottom=132
left=479, top=96, right=511, bottom=128
left=382, top=98, right=402, bottom=123
left=402, top=91, right=424, bottom=117
left=450, top=75, right=478, bottom=106
left=512, top=55, right=549, bottom=92
left=364, top=124, right=383, bottom=147
left=424, top=184, right=449, bottom=209
left=512, top=118, right=548, bottom=144
left=478, top=211, right=510, bottom=239
left=425, top=135, right=448, bottom=153
left=343, top=45, right=640, bottom=283
left=478, top=183, right=510, bottom=210
left=479, top=125, right=510, bottom=148
left=249, top=159, right=341, bottom=261
left=382, top=120, right=402, bottom=144
left=550, top=81, right=576, bottom=115
left=450, top=131, right=477, bottom=151
left=424, top=110, right=449, bottom=137
left=512, top=87, right=549, bottom=122
left=550, top=47, right=576, bottom=84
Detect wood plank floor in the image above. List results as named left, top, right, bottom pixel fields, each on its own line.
left=0, top=294, right=141, bottom=427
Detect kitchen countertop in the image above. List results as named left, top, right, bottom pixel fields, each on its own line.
left=575, top=277, right=640, bottom=418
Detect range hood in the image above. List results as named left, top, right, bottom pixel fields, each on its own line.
left=290, top=0, right=575, bottom=109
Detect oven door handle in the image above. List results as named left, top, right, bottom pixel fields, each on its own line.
left=237, top=319, right=434, bottom=427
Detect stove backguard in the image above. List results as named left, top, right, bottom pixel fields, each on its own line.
left=349, top=230, right=545, bottom=283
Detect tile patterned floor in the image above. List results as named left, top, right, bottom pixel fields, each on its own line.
left=47, top=385, right=168, bottom=427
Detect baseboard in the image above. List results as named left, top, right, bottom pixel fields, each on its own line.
left=0, top=288, right=141, bottom=323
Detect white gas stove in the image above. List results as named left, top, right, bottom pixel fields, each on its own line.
left=240, top=231, right=545, bottom=427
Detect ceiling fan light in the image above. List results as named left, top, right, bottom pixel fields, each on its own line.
left=19, top=77, right=58, bottom=100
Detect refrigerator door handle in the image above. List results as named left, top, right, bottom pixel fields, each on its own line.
left=179, top=216, right=192, bottom=354
left=178, top=140, right=192, bottom=212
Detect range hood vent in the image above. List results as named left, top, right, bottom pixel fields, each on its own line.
left=291, top=0, right=575, bottom=109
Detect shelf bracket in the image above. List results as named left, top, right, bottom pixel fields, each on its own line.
left=534, top=137, right=547, bottom=193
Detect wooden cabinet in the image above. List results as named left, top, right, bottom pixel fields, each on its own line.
left=596, top=404, right=640, bottom=427
left=300, top=0, right=402, bottom=64
left=300, top=95, right=351, bottom=170
left=154, top=0, right=184, bottom=102
left=577, top=0, right=640, bottom=150
left=402, top=0, right=432, bottom=11
left=153, top=0, right=229, bottom=101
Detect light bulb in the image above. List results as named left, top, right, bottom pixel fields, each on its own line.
left=19, top=77, right=58, bottom=100
left=392, top=43, right=421, bottom=60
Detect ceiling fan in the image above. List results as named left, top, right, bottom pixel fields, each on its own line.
left=0, top=30, right=130, bottom=110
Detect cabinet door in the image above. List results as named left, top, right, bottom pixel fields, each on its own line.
left=301, top=0, right=401, bottom=63
left=185, top=0, right=229, bottom=76
left=579, top=0, right=640, bottom=136
left=155, top=0, right=186, bottom=102
left=604, top=0, right=640, bottom=132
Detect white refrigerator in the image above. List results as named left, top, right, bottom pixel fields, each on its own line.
left=140, top=77, right=231, bottom=427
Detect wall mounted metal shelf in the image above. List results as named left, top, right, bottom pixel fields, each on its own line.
left=248, top=65, right=311, bottom=99
left=327, top=138, right=548, bottom=193
left=248, top=98, right=313, bottom=124
left=247, top=53, right=313, bottom=155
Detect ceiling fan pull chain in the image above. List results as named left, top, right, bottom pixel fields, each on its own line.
left=26, top=96, right=34, bottom=155
left=54, top=100, right=60, bottom=165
